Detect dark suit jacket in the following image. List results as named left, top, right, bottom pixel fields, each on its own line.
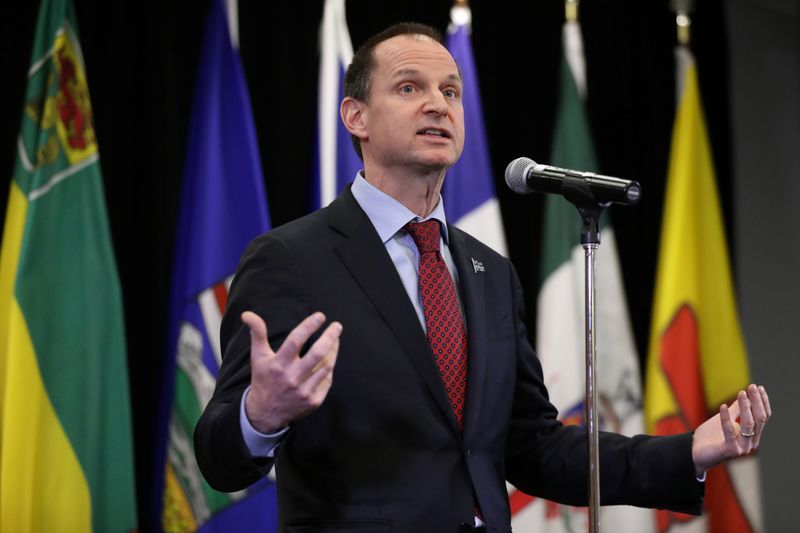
left=194, top=187, right=703, bottom=532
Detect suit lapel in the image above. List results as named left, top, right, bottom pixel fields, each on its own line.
left=448, top=226, right=489, bottom=441
left=328, top=190, right=461, bottom=435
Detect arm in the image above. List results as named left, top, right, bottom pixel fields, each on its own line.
left=194, top=233, right=341, bottom=492
left=503, top=265, right=704, bottom=513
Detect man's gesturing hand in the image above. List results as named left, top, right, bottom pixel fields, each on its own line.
left=242, top=311, right=342, bottom=434
left=692, top=384, right=772, bottom=476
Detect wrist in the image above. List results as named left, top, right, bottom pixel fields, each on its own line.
left=244, top=388, right=285, bottom=434
left=690, top=431, right=712, bottom=477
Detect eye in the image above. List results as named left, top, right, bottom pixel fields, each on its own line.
left=443, top=87, right=459, bottom=98
left=399, top=84, right=415, bottom=94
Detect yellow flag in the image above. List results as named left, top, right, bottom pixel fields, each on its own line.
left=645, top=49, right=761, bottom=533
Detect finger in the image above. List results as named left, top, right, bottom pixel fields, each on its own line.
left=748, top=384, right=767, bottom=427
left=308, top=337, right=340, bottom=374
left=296, top=322, right=343, bottom=377
left=720, top=403, right=737, bottom=443
left=275, top=312, right=327, bottom=364
left=727, top=395, right=741, bottom=420
left=759, top=385, right=772, bottom=419
left=242, top=311, right=273, bottom=360
left=300, top=347, right=338, bottom=398
left=744, top=385, right=766, bottom=448
left=737, top=389, right=755, bottom=437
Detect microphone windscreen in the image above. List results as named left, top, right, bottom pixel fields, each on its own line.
left=504, top=157, right=536, bottom=194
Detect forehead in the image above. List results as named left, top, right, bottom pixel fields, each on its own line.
left=373, top=35, right=460, bottom=80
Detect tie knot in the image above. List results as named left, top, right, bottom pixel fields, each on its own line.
left=404, top=220, right=441, bottom=254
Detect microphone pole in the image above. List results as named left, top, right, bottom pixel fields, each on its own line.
left=581, top=203, right=601, bottom=533
left=505, top=158, right=641, bottom=533
left=572, top=196, right=603, bottom=533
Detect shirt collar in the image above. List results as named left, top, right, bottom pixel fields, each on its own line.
left=351, top=172, right=450, bottom=244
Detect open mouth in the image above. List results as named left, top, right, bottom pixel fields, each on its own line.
left=417, top=128, right=451, bottom=139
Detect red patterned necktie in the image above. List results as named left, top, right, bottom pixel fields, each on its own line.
left=404, top=220, right=469, bottom=431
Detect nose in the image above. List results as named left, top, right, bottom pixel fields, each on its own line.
left=423, top=89, right=448, bottom=116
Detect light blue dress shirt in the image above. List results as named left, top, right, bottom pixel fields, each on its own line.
left=240, top=173, right=460, bottom=457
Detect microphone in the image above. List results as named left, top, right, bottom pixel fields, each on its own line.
left=504, top=157, right=641, bottom=206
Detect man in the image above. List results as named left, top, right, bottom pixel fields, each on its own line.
left=194, top=23, right=771, bottom=532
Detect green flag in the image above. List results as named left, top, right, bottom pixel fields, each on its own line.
left=512, top=20, right=654, bottom=532
left=0, top=0, right=138, bottom=530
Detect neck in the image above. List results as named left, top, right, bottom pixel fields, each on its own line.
left=363, top=166, right=446, bottom=218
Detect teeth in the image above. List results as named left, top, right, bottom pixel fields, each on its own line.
left=422, top=129, right=445, bottom=137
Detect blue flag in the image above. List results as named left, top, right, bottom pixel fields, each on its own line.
left=444, top=7, right=507, bottom=255
left=158, top=0, right=275, bottom=531
left=313, top=0, right=361, bottom=210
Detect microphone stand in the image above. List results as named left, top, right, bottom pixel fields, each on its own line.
left=577, top=203, right=602, bottom=533
left=561, top=177, right=611, bottom=533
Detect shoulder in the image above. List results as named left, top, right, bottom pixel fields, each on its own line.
left=450, top=225, right=505, bottom=256
left=244, top=189, right=365, bottom=258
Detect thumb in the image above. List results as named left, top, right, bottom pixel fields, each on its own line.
left=241, top=311, right=272, bottom=359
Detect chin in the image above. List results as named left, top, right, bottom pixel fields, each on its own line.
left=415, top=151, right=459, bottom=170
left=412, top=161, right=453, bottom=175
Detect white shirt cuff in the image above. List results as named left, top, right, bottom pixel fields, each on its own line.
left=240, top=385, right=289, bottom=458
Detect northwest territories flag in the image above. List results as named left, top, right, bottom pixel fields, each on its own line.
left=159, top=0, right=273, bottom=531
left=644, top=46, right=762, bottom=533
left=510, top=20, right=652, bottom=532
left=443, top=4, right=507, bottom=256
left=0, top=0, right=137, bottom=530
left=314, top=0, right=361, bottom=209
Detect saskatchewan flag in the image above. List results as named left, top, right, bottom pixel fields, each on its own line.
left=644, top=47, right=762, bottom=533
left=510, top=20, right=653, bottom=532
left=0, top=0, right=138, bottom=531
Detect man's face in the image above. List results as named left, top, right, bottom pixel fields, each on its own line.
left=359, top=35, right=465, bottom=174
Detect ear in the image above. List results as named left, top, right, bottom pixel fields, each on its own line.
left=340, top=97, right=368, bottom=141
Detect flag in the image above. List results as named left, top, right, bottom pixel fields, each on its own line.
left=644, top=46, right=762, bottom=533
left=0, top=0, right=137, bottom=530
left=314, top=0, right=361, bottom=209
left=444, top=5, right=507, bottom=256
left=159, top=0, right=274, bottom=531
left=509, top=20, right=653, bottom=532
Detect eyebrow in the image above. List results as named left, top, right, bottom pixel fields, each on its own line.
left=391, top=68, right=462, bottom=84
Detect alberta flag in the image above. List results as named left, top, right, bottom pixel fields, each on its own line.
left=159, top=0, right=274, bottom=531
left=509, top=20, right=653, bottom=532
left=314, top=0, right=361, bottom=209
left=644, top=46, right=762, bottom=533
left=444, top=4, right=507, bottom=256
left=0, top=0, right=137, bottom=530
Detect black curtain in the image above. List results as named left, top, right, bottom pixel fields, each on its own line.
left=0, top=1, right=731, bottom=530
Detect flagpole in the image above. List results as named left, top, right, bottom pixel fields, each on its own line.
left=672, top=0, right=693, bottom=99
left=671, top=0, right=693, bottom=46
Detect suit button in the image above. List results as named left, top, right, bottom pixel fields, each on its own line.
left=465, top=448, right=472, bottom=458
left=459, top=522, right=474, bottom=533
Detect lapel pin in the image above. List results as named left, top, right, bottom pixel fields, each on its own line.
left=471, top=258, right=485, bottom=273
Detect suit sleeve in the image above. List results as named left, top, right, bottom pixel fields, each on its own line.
left=503, top=263, right=704, bottom=514
left=194, top=232, right=313, bottom=492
